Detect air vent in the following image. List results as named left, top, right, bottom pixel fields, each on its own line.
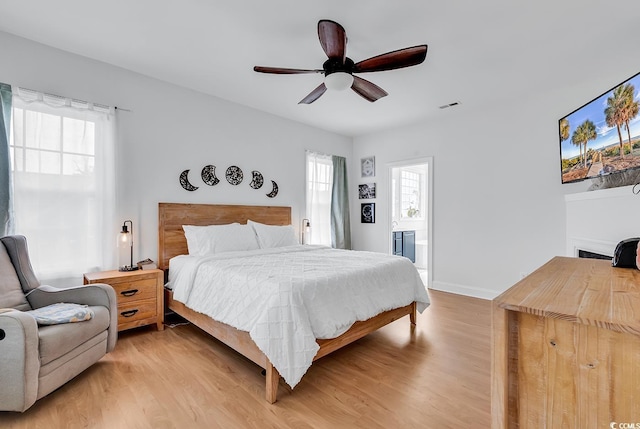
left=439, top=102, right=460, bottom=109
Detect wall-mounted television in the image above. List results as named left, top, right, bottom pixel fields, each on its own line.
left=559, top=71, right=640, bottom=184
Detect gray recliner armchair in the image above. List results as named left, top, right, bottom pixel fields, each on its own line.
left=0, top=235, right=117, bottom=412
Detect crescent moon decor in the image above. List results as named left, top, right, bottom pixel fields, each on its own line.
left=225, top=166, right=244, bottom=185
left=250, top=170, right=264, bottom=189
left=201, top=165, right=220, bottom=186
left=179, top=169, right=199, bottom=192
left=266, top=180, right=279, bottom=198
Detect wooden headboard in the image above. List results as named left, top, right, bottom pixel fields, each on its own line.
left=158, top=203, right=292, bottom=270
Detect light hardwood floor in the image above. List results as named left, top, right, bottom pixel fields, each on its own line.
left=0, top=290, right=491, bottom=429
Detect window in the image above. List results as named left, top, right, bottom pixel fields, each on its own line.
left=306, top=151, right=333, bottom=246
left=400, top=170, right=421, bottom=219
left=9, top=89, right=116, bottom=283
left=392, top=166, right=425, bottom=220
left=11, top=109, right=96, bottom=175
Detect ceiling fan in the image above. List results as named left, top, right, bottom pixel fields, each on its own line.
left=253, top=19, right=428, bottom=104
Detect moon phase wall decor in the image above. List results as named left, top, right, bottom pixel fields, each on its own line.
left=178, top=165, right=279, bottom=198
left=179, top=169, right=199, bottom=191
left=201, top=165, right=220, bottom=186
left=266, top=180, right=279, bottom=198
left=250, top=171, right=264, bottom=189
left=225, top=166, right=243, bottom=185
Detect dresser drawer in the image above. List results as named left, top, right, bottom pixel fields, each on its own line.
left=112, top=279, right=157, bottom=303
left=117, top=298, right=157, bottom=326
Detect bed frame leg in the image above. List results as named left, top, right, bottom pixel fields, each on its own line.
left=265, top=362, right=279, bottom=404
left=410, top=302, right=417, bottom=326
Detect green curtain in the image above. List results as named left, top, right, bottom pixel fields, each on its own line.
left=330, top=155, right=351, bottom=249
left=0, top=83, right=12, bottom=236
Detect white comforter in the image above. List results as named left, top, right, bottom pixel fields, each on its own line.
left=169, top=245, right=430, bottom=388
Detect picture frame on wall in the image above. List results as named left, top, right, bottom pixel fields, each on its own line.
left=361, top=156, right=375, bottom=177
left=358, top=183, right=376, bottom=199
left=361, top=203, right=375, bottom=223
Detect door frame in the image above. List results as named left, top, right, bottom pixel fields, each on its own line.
left=387, top=156, right=433, bottom=288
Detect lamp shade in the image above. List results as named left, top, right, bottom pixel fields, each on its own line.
left=118, top=224, right=131, bottom=246
left=324, top=72, right=354, bottom=91
left=301, top=218, right=311, bottom=245
left=117, top=220, right=138, bottom=271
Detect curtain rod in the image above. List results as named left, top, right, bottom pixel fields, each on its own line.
left=16, top=86, right=131, bottom=112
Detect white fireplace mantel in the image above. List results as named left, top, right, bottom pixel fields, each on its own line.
left=565, top=185, right=640, bottom=257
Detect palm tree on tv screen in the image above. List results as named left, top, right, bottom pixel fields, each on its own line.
left=605, top=85, right=632, bottom=158
left=571, top=132, right=583, bottom=166
left=620, top=84, right=639, bottom=154
left=571, top=120, right=597, bottom=167
left=560, top=118, right=570, bottom=142
left=560, top=118, right=572, bottom=169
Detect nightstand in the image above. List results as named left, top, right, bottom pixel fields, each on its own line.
left=83, top=269, right=164, bottom=332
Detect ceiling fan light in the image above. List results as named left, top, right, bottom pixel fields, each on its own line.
left=324, top=72, right=354, bottom=91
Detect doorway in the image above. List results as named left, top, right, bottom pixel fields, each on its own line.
left=388, top=157, right=433, bottom=287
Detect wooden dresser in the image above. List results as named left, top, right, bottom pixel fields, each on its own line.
left=492, top=256, right=640, bottom=428
left=83, top=269, right=164, bottom=332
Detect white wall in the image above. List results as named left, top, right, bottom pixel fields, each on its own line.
left=565, top=185, right=640, bottom=258
left=351, top=80, right=638, bottom=299
left=0, top=31, right=351, bottom=269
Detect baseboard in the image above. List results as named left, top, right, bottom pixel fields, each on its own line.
left=430, top=280, right=499, bottom=300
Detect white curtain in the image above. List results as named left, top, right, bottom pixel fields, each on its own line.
left=306, top=151, right=333, bottom=246
left=10, top=88, right=116, bottom=283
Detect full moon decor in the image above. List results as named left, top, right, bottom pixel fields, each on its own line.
left=225, top=166, right=243, bottom=185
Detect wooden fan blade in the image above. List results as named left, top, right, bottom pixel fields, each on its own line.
left=318, top=20, right=346, bottom=62
left=351, top=76, right=388, bottom=102
left=254, top=66, right=323, bottom=74
left=299, top=83, right=327, bottom=104
left=353, top=45, right=428, bottom=73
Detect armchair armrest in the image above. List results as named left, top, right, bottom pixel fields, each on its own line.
left=27, top=284, right=118, bottom=353
left=0, top=310, right=40, bottom=412
left=28, top=284, right=114, bottom=308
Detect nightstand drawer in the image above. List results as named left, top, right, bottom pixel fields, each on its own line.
left=112, top=279, right=157, bottom=303
left=84, top=268, right=164, bottom=332
left=117, top=298, right=157, bottom=326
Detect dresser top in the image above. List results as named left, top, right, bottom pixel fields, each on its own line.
left=494, top=256, right=640, bottom=336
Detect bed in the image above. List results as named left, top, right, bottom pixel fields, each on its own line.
left=158, top=202, right=429, bottom=403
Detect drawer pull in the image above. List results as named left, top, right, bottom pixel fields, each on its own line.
left=120, top=289, right=139, bottom=297
left=120, top=309, right=139, bottom=318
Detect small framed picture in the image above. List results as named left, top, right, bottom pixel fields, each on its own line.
left=358, top=183, right=376, bottom=199
left=361, top=203, right=375, bottom=223
left=361, top=156, right=375, bottom=177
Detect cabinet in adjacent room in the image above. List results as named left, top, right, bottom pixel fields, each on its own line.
left=392, top=230, right=415, bottom=263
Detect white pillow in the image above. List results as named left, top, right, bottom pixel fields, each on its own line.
left=182, top=223, right=260, bottom=255
left=248, top=220, right=298, bottom=248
